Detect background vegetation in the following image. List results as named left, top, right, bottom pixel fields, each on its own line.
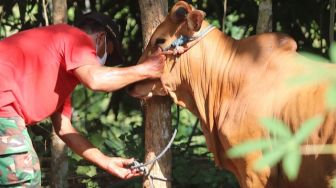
left=0, top=0, right=334, bottom=187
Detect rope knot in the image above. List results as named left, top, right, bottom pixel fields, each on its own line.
left=129, top=160, right=148, bottom=175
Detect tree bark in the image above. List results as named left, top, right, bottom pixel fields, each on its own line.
left=138, top=1, right=171, bottom=188
left=256, top=0, right=273, bottom=34
left=330, top=0, right=335, bottom=43
left=51, top=0, right=68, bottom=187
left=52, top=0, right=67, bottom=24
left=139, top=0, right=168, bottom=47
left=222, top=0, right=227, bottom=31
left=143, top=97, right=172, bottom=188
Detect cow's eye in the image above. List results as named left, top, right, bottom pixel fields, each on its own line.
left=155, top=38, right=166, bottom=45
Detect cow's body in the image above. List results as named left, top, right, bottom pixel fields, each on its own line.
left=129, top=1, right=336, bottom=187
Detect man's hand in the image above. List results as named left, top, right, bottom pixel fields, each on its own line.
left=51, top=113, right=142, bottom=180
left=104, top=157, right=142, bottom=179
left=138, top=48, right=166, bottom=79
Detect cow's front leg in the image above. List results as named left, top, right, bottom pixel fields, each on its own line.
left=218, top=122, right=272, bottom=187
left=228, top=155, right=271, bottom=188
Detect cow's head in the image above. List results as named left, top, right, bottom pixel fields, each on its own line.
left=128, top=0, right=206, bottom=106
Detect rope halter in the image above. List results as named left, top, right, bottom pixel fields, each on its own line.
left=163, top=25, right=216, bottom=55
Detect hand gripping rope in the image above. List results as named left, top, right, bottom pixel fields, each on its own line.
left=128, top=128, right=177, bottom=188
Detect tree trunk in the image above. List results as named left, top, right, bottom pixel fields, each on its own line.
left=256, top=0, right=272, bottom=34
left=143, top=97, right=172, bottom=188
left=330, top=0, right=335, bottom=43
left=138, top=1, right=171, bottom=188
left=222, top=0, right=227, bottom=31
left=51, top=0, right=68, bottom=187
left=139, top=0, right=168, bottom=46
left=52, top=0, right=67, bottom=24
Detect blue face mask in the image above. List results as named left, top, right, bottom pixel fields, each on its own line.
left=96, top=34, right=107, bottom=65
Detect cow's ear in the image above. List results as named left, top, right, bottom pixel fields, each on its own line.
left=187, top=10, right=205, bottom=31
left=170, top=1, right=192, bottom=23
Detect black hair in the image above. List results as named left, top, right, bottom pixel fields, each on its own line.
left=74, top=12, right=124, bottom=67
left=77, top=19, right=113, bottom=41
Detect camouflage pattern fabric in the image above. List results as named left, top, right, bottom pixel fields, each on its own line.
left=0, top=117, right=41, bottom=187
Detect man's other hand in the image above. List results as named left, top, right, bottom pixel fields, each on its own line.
left=138, top=48, right=166, bottom=79
left=105, top=157, right=142, bottom=179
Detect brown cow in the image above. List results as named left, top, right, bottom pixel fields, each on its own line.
left=129, top=1, right=336, bottom=188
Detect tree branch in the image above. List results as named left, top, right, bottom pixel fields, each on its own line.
left=222, top=0, right=227, bottom=31
left=42, top=0, right=49, bottom=26
left=183, top=119, right=200, bottom=154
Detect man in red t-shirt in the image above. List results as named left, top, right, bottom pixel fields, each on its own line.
left=0, top=12, right=165, bottom=186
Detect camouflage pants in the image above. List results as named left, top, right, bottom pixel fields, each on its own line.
left=0, top=117, right=41, bottom=187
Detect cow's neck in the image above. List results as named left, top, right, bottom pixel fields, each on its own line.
left=165, top=25, right=240, bottom=127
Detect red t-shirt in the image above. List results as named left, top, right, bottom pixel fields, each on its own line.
left=0, top=24, right=99, bottom=125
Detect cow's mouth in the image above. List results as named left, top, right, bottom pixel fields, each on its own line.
left=127, top=79, right=169, bottom=99
left=126, top=80, right=158, bottom=99
left=128, top=90, right=153, bottom=99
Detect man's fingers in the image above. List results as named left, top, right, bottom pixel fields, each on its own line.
left=125, top=172, right=142, bottom=179
left=152, top=47, right=163, bottom=55
left=162, top=50, right=174, bottom=55
left=120, top=167, right=142, bottom=179
left=122, top=158, right=134, bottom=166
left=161, top=46, right=188, bottom=55
left=114, top=167, right=132, bottom=179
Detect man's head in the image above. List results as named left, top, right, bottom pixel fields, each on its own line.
left=75, top=12, right=124, bottom=66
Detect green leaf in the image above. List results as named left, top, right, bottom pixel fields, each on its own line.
left=329, top=43, right=336, bottom=63
left=260, top=118, right=292, bottom=139
left=287, top=74, right=316, bottom=86
left=89, top=133, right=105, bottom=148
left=326, top=83, right=336, bottom=110
left=331, top=177, right=336, bottom=188
left=105, top=139, right=124, bottom=151
left=286, top=69, right=326, bottom=88
left=293, top=115, right=323, bottom=144
left=282, top=148, right=301, bottom=181
left=254, top=145, right=287, bottom=171
left=227, top=139, right=272, bottom=158
left=299, top=52, right=329, bottom=63
left=70, top=153, right=83, bottom=162
left=76, top=166, right=97, bottom=177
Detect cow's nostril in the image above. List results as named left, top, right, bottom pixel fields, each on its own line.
left=155, top=38, right=166, bottom=45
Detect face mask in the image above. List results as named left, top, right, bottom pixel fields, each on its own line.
left=96, top=34, right=107, bottom=65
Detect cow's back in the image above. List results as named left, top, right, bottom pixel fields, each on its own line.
left=215, top=32, right=336, bottom=188
left=236, top=32, right=297, bottom=64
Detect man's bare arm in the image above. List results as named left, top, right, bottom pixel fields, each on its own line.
left=51, top=112, right=141, bottom=179
left=73, top=50, right=165, bottom=92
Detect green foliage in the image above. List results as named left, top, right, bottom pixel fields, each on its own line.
left=332, top=178, right=336, bottom=188
left=172, top=108, right=239, bottom=187
left=222, top=11, right=254, bottom=39
left=173, top=157, right=237, bottom=187
left=299, top=52, right=329, bottom=63
left=228, top=116, right=323, bottom=181
left=330, top=43, right=336, bottom=63
left=260, top=118, right=292, bottom=139
left=76, top=166, right=98, bottom=178
left=327, top=83, right=336, bottom=109
left=81, top=178, right=99, bottom=188
left=227, top=139, right=273, bottom=158
left=291, top=44, right=336, bottom=110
